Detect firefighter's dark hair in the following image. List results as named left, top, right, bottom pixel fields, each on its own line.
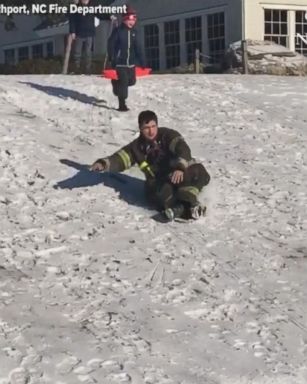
left=138, top=110, right=158, bottom=128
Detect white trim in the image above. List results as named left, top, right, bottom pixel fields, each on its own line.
left=289, top=10, right=296, bottom=51
left=261, top=3, right=307, bottom=11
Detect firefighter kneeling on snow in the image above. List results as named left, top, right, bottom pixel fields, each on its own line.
left=90, top=111, right=210, bottom=221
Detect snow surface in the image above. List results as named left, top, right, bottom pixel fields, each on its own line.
left=0, top=73, right=307, bottom=384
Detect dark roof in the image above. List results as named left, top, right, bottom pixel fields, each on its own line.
left=34, top=17, right=68, bottom=32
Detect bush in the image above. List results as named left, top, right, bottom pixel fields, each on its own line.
left=0, top=64, right=16, bottom=74
left=0, top=54, right=106, bottom=75
left=0, top=56, right=63, bottom=74
left=16, top=56, right=63, bottom=74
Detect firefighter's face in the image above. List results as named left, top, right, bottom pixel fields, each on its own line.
left=81, top=0, right=89, bottom=4
left=140, top=120, right=158, bottom=141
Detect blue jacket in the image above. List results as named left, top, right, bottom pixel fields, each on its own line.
left=107, top=23, right=144, bottom=67
left=69, top=0, right=111, bottom=38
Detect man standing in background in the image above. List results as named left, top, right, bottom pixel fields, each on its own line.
left=69, top=0, right=112, bottom=74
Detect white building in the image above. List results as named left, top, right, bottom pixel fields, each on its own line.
left=1, top=0, right=307, bottom=70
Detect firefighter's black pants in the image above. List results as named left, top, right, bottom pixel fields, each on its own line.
left=145, top=163, right=210, bottom=211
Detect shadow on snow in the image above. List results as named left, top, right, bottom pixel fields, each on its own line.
left=19, top=81, right=115, bottom=109
left=54, top=159, right=148, bottom=209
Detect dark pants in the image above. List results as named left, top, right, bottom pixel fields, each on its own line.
left=145, top=163, right=210, bottom=211
left=74, top=37, right=93, bottom=72
left=111, top=66, right=136, bottom=101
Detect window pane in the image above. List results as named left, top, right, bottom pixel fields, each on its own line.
left=207, top=12, right=225, bottom=64
left=273, top=23, right=279, bottom=35
left=144, top=24, right=160, bottom=70
left=32, top=44, right=43, bottom=59
left=296, top=11, right=303, bottom=23
left=166, top=44, right=180, bottom=68
left=185, top=16, right=203, bottom=64
left=279, top=36, right=287, bottom=46
left=273, top=10, right=280, bottom=22
left=265, top=9, right=272, bottom=22
left=281, top=10, right=287, bottom=22
left=4, top=49, right=15, bottom=65
left=18, top=46, right=29, bottom=62
left=208, top=26, right=213, bottom=39
left=265, top=22, right=271, bottom=34
left=281, top=23, right=287, bottom=35
left=46, top=42, right=54, bottom=58
left=220, top=24, right=225, bottom=37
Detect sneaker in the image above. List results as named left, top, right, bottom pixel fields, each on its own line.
left=190, top=204, right=207, bottom=220
left=163, top=204, right=185, bottom=221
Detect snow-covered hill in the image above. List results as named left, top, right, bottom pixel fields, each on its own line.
left=0, top=74, right=307, bottom=384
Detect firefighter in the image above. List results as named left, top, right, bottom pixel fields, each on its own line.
left=90, top=110, right=210, bottom=221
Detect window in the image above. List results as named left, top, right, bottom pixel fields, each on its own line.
left=264, top=9, right=288, bottom=47
left=46, top=41, right=54, bottom=58
left=164, top=20, right=180, bottom=69
left=18, top=46, right=29, bottom=62
left=207, top=12, right=225, bottom=64
left=4, top=49, right=15, bottom=65
left=185, top=16, right=202, bottom=65
left=32, top=44, right=43, bottom=59
left=295, top=11, right=307, bottom=56
left=144, top=24, right=160, bottom=70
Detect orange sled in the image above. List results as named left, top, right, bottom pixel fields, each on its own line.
left=103, top=67, right=152, bottom=80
